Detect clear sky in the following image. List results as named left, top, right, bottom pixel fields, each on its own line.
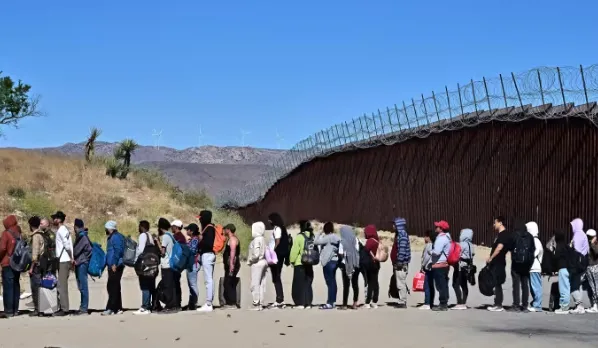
left=1, top=0, right=596, bottom=150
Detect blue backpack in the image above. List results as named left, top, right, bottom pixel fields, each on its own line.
left=167, top=233, right=193, bottom=273
left=88, top=242, right=107, bottom=278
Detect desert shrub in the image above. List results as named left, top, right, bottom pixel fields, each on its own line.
left=7, top=187, right=26, bottom=199
left=104, top=157, right=123, bottom=178
left=171, top=190, right=212, bottom=209
left=18, top=194, right=57, bottom=219
left=131, top=167, right=172, bottom=191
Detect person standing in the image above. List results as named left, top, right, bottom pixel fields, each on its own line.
left=569, top=218, right=589, bottom=314
left=314, top=222, right=341, bottom=310
left=431, top=220, right=451, bottom=312
left=267, top=212, right=289, bottom=309
left=52, top=211, right=73, bottom=316
left=103, top=220, right=125, bottom=316
left=247, top=221, right=268, bottom=310
left=28, top=216, right=44, bottom=317
left=73, top=219, right=92, bottom=315
left=554, top=229, right=571, bottom=314
left=185, top=223, right=200, bottom=310
left=197, top=210, right=216, bottom=312
left=526, top=221, right=544, bottom=312
left=170, top=220, right=186, bottom=310
left=393, top=217, right=412, bottom=308
left=510, top=219, right=534, bottom=313
left=134, top=220, right=157, bottom=315
left=157, top=218, right=178, bottom=314
left=223, top=223, right=241, bottom=308
left=0, top=215, right=22, bottom=318
left=585, top=229, right=598, bottom=313
left=419, top=230, right=435, bottom=310
left=452, top=228, right=475, bottom=310
left=338, top=226, right=361, bottom=309
left=486, top=216, right=512, bottom=312
left=289, top=220, right=314, bottom=309
left=363, top=225, right=381, bottom=309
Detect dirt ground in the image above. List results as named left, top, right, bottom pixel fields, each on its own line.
left=1, top=247, right=597, bottom=347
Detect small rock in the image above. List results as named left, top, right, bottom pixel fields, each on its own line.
left=233, top=330, right=239, bottom=334
left=279, top=333, right=286, bottom=336
left=227, top=314, right=231, bottom=318
left=318, top=330, right=323, bottom=333
left=275, top=320, right=280, bottom=323
left=175, top=337, right=180, bottom=341
left=287, top=325, right=293, bottom=328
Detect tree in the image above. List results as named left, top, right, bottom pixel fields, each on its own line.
left=116, top=139, right=138, bottom=169
left=84, top=127, right=102, bottom=163
left=0, top=71, right=41, bottom=136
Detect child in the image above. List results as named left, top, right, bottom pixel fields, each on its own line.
left=420, top=230, right=435, bottom=310
left=452, top=228, right=475, bottom=310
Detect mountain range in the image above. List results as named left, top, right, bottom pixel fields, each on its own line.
left=13, top=142, right=285, bottom=198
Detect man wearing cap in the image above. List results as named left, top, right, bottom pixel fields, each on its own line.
left=431, top=220, right=451, bottom=311
left=103, top=220, right=125, bottom=315
left=586, top=229, right=598, bottom=313
left=51, top=211, right=74, bottom=316
left=223, top=224, right=240, bottom=307
left=73, top=219, right=92, bottom=315
left=185, top=223, right=201, bottom=310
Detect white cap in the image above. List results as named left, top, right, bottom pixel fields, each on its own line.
left=171, top=220, right=184, bottom=228
left=587, top=229, right=596, bottom=237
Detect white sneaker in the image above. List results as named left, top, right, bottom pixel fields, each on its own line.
left=569, top=306, right=585, bottom=314
left=370, top=303, right=379, bottom=309
left=419, top=305, right=431, bottom=310
left=20, top=292, right=32, bottom=300
left=554, top=308, right=569, bottom=314
left=250, top=303, right=263, bottom=311
left=197, top=304, right=214, bottom=312
left=270, top=302, right=285, bottom=309
left=294, top=305, right=305, bottom=309
left=452, top=304, right=467, bottom=310
left=527, top=307, right=536, bottom=312
left=586, top=304, right=598, bottom=313
left=487, top=306, right=504, bottom=312
left=363, top=303, right=371, bottom=309
left=133, top=308, right=150, bottom=315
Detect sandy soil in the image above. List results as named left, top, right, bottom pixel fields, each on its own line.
left=1, top=250, right=597, bottom=348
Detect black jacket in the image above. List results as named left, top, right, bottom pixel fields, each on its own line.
left=198, top=210, right=215, bottom=254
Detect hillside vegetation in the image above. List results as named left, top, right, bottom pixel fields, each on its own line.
left=0, top=149, right=251, bottom=253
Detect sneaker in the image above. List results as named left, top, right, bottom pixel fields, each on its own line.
left=527, top=307, right=536, bottom=312
left=116, top=309, right=124, bottom=315
left=363, top=303, right=371, bottom=309
left=554, top=307, right=569, bottom=314
left=419, top=304, right=431, bottom=310
left=507, top=306, right=522, bottom=313
left=586, top=304, right=598, bottom=313
left=451, top=304, right=467, bottom=310
left=101, top=310, right=114, bottom=316
left=197, top=304, right=214, bottom=312
left=396, top=302, right=407, bottom=309
left=432, top=305, right=448, bottom=312
left=487, top=306, right=505, bottom=312
left=270, top=302, right=286, bottom=309
left=294, top=305, right=305, bottom=309
left=20, top=292, right=32, bottom=300
left=250, top=303, right=263, bottom=311
left=305, top=305, right=313, bottom=310
left=569, top=306, right=585, bottom=314
left=133, top=308, right=151, bottom=316
left=370, top=303, right=379, bottom=309
left=157, top=308, right=179, bottom=315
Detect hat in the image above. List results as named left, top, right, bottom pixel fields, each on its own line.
left=185, top=223, right=199, bottom=234
left=104, top=221, right=117, bottom=230
left=587, top=229, right=597, bottom=237
left=51, top=211, right=66, bottom=222
left=434, top=220, right=450, bottom=231
left=74, top=218, right=85, bottom=228
left=171, top=220, right=184, bottom=228
left=223, top=223, right=236, bottom=233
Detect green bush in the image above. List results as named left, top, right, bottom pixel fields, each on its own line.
left=7, top=187, right=26, bottom=199
left=131, top=167, right=172, bottom=191
left=18, top=194, right=57, bottom=219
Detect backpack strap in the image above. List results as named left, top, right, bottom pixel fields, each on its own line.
left=145, top=232, right=152, bottom=247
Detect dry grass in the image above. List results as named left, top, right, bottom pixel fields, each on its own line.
left=0, top=149, right=250, bottom=253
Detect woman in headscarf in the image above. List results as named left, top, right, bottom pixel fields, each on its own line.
left=0, top=215, right=22, bottom=317
left=267, top=212, right=289, bottom=308
left=338, top=225, right=360, bottom=309
left=363, top=225, right=381, bottom=308
left=314, top=222, right=340, bottom=309
left=289, top=220, right=314, bottom=308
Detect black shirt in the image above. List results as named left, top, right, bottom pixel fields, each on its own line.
left=490, top=230, right=512, bottom=265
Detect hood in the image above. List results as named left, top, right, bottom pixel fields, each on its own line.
left=394, top=217, right=406, bottom=233
left=268, top=212, right=285, bottom=228
left=199, top=210, right=212, bottom=228
left=340, top=225, right=354, bottom=240
left=459, top=228, right=473, bottom=242
left=3, top=215, right=18, bottom=230
left=251, top=222, right=265, bottom=238
left=364, top=224, right=378, bottom=240
left=571, top=218, right=584, bottom=234
left=526, top=221, right=539, bottom=237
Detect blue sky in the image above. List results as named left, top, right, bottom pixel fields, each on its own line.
left=1, top=0, right=596, bottom=150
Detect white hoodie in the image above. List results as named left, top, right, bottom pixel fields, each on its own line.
left=247, top=222, right=266, bottom=265
left=526, top=221, right=543, bottom=273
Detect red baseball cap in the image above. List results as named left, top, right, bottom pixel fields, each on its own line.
left=434, top=220, right=450, bottom=231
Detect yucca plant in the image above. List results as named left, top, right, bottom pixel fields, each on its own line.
left=104, top=157, right=122, bottom=178
left=117, top=139, right=138, bottom=169
left=84, top=127, right=102, bottom=163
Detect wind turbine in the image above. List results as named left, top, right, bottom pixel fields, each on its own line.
left=275, top=129, right=284, bottom=149
left=198, top=125, right=204, bottom=148
left=152, top=129, right=163, bottom=150
left=240, top=129, right=251, bottom=147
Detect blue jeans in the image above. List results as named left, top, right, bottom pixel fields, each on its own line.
left=424, top=270, right=435, bottom=306
left=201, top=253, right=216, bottom=305
left=530, top=272, right=543, bottom=310
left=558, top=268, right=570, bottom=308
left=139, top=275, right=156, bottom=310
left=187, top=263, right=200, bottom=308
left=323, top=261, right=338, bottom=305
left=2, top=266, right=20, bottom=315
left=75, top=263, right=89, bottom=312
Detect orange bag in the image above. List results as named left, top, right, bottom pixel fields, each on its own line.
left=412, top=271, right=425, bottom=292
left=212, top=224, right=226, bottom=254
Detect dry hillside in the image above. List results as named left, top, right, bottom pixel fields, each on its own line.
left=0, top=149, right=251, bottom=252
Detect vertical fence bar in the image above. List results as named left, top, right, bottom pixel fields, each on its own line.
left=557, top=67, right=566, bottom=106
left=352, top=118, right=359, bottom=142
left=580, top=65, right=590, bottom=105
left=324, top=127, right=333, bottom=150
left=334, top=124, right=342, bottom=148
left=499, top=74, right=508, bottom=108
left=386, top=107, right=395, bottom=133
left=371, top=112, right=379, bottom=137
left=537, top=69, right=545, bottom=105
left=483, top=77, right=492, bottom=113
left=471, top=79, right=479, bottom=114
left=411, top=98, right=420, bottom=127
left=359, top=116, right=366, bottom=141
left=432, top=91, right=441, bottom=123
left=511, top=72, right=524, bottom=109
left=394, top=104, right=403, bottom=131
left=457, top=83, right=465, bottom=120
left=344, top=121, right=351, bottom=144
left=402, top=101, right=412, bottom=129
left=421, top=94, right=430, bottom=127
left=445, top=86, right=453, bottom=119
left=378, top=109, right=386, bottom=135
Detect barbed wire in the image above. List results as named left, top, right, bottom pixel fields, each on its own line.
left=217, top=64, right=598, bottom=208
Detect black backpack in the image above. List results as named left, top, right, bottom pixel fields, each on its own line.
left=567, top=247, right=588, bottom=275
left=8, top=230, right=32, bottom=272
left=478, top=265, right=496, bottom=297
left=358, top=241, right=372, bottom=269
left=134, top=233, right=160, bottom=278
left=300, top=232, right=320, bottom=265
left=512, top=231, right=535, bottom=267
left=38, top=230, right=58, bottom=274
left=123, top=236, right=138, bottom=267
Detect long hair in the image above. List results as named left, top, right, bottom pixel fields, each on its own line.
left=268, top=212, right=289, bottom=242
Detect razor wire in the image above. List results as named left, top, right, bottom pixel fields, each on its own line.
left=217, top=64, right=598, bottom=208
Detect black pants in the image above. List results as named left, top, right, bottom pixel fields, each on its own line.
left=433, top=267, right=450, bottom=306
left=511, top=269, right=530, bottom=308
left=270, top=260, right=284, bottom=303
left=493, top=265, right=507, bottom=307
left=174, top=271, right=182, bottom=308
left=223, top=265, right=240, bottom=306
left=30, top=268, right=42, bottom=312
left=365, top=263, right=380, bottom=304
left=452, top=266, right=469, bottom=305
left=106, top=265, right=124, bottom=312
left=161, top=268, right=178, bottom=309
left=341, top=266, right=360, bottom=306
left=291, top=265, right=314, bottom=306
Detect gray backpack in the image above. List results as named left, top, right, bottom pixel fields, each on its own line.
left=300, top=232, right=320, bottom=265
left=8, top=230, right=32, bottom=272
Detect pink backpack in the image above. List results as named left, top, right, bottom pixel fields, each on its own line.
left=265, top=248, right=278, bottom=265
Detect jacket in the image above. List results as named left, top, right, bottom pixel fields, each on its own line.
left=314, top=232, right=341, bottom=266
left=106, top=231, right=125, bottom=267
left=459, top=229, right=475, bottom=268
left=571, top=218, right=589, bottom=256
left=0, top=215, right=20, bottom=267
left=393, top=217, right=411, bottom=265
left=432, top=232, right=451, bottom=267
left=247, top=222, right=266, bottom=265
left=526, top=222, right=544, bottom=272
left=289, top=230, right=314, bottom=266
left=421, top=242, right=433, bottom=271
left=31, top=229, right=46, bottom=264
left=589, top=240, right=598, bottom=267
left=74, top=230, right=93, bottom=265
left=364, top=225, right=379, bottom=255
left=198, top=211, right=215, bottom=254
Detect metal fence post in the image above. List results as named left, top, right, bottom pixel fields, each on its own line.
left=445, top=86, right=453, bottom=119
left=511, top=72, right=524, bottom=110
left=411, top=98, right=420, bottom=128
left=537, top=69, right=545, bottom=105
left=421, top=94, right=430, bottom=127
left=499, top=74, right=508, bottom=108
left=471, top=79, right=479, bottom=115
left=580, top=65, right=590, bottom=105
left=557, top=67, right=566, bottom=106
left=457, top=83, right=465, bottom=121
left=386, top=106, right=395, bottom=133
left=394, top=104, right=403, bottom=131
left=483, top=77, right=492, bottom=113
left=432, top=91, right=441, bottom=123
